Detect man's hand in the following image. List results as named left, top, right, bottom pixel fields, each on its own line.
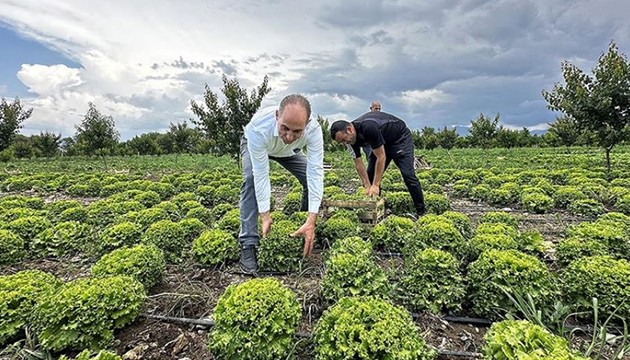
left=291, top=212, right=317, bottom=257
left=260, top=212, right=273, bottom=237
left=367, top=184, right=380, bottom=197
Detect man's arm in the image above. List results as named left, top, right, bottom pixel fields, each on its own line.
left=353, top=157, right=371, bottom=189
left=368, top=145, right=386, bottom=197
left=245, top=128, right=273, bottom=236
left=291, top=123, right=324, bottom=257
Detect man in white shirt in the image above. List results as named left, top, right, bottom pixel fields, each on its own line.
left=239, top=94, right=324, bottom=273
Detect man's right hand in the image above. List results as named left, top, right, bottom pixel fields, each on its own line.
left=260, top=212, right=273, bottom=237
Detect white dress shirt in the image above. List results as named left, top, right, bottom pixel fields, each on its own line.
left=244, top=106, right=324, bottom=214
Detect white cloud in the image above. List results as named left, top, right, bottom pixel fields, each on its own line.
left=0, top=0, right=628, bottom=138
left=399, top=89, right=450, bottom=108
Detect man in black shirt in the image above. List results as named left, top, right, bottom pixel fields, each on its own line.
left=330, top=111, right=426, bottom=216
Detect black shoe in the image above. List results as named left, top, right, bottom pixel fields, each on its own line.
left=239, top=246, right=258, bottom=274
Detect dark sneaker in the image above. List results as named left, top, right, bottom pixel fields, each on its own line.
left=239, top=246, right=258, bottom=274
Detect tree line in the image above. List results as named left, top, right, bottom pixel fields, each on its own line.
left=1, top=42, right=629, bottom=164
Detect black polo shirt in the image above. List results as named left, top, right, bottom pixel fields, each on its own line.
left=349, top=111, right=409, bottom=158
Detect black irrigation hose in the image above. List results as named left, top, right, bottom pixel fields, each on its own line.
left=142, top=313, right=483, bottom=357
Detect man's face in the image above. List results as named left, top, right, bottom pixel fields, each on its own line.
left=334, top=126, right=356, bottom=145
left=370, top=102, right=381, bottom=111
left=276, top=104, right=308, bottom=144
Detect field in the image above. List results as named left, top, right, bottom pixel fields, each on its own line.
left=1, top=146, right=630, bottom=360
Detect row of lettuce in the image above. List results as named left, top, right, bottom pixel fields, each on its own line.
left=2, top=191, right=629, bottom=358
left=3, top=157, right=630, bottom=217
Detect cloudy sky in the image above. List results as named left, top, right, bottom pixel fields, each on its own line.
left=1, top=0, right=629, bottom=140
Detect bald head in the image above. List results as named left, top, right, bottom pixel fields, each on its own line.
left=370, top=101, right=381, bottom=112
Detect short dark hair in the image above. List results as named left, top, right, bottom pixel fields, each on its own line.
left=279, top=94, right=311, bottom=120
left=330, top=120, right=351, bottom=140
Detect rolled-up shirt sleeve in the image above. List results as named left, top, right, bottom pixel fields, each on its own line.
left=245, top=127, right=272, bottom=213
left=306, top=123, right=325, bottom=213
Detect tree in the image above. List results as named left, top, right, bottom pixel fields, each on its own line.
left=495, top=126, right=519, bottom=148
left=317, top=115, right=343, bottom=152
left=543, top=41, right=630, bottom=177
left=436, top=126, right=459, bottom=150
left=125, top=132, right=163, bottom=155
left=167, top=121, right=202, bottom=154
left=190, top=75, right=271, bottom=158
left=468, top=113, right=499, bottom=148
left=546, top=116, right=580, bottom=147
left=74, top=103, right=120, bottom=156
left=31, top=131, right=61, bottom=157
left=419, top=126, right=439, bottom=150
left=0, top=97, right=33, bottom=151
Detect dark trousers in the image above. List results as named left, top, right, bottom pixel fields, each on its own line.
left=367, top=135, right=425, bottom=214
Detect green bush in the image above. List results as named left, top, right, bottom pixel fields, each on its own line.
left=0, top=207, right=42, bottom=223
left=328, top=236, right=373, bottom=258
left=320, top=216, right=362, bottom=248
left=59, top=206, right=88, bottom=222
left=399, top=248, right=464, bottom=314
left=209, top=203, right=234, bottom=222
left=215, top=208, right=240, bottom=238
left=480, top=211, right=519, bottom=229
left=520, top=189, right=554, bottom=214
left=483, top=320, right=588, bottom=360
left=153, top=201, right=181, bottom=221
left=141, top=220, right=186, bottom=263
left=556, top=237, right=609, bottom=267
left=568, top=198, right=605, bottom=217
left=471, top=184, right=491, bottom=201
left=0, top=229, right=25, bottom=265
left=369, top=215, right=418, bottom=252
left=170, top=191, right=197, bottom=205
left=469, top=233, right=518, bottom=259
left=411, top=220, right=467, bottom=260
left=562, top=256, right=630, bottom=320
left=258, top=220, right=303, bottom=272
left=32, top=221, right=92, bottom=257
left=179, top=200, right=203, bottom=214
left=132, top=207, right=171, bottom=230
left=282, top=191, right=303, bottom=215
left=209, top=278, right=301, bottom=360
left=34, top=275, right=145, bottom=352
left=468, top=249, right=557, bottom=320
left=92, top=245, right=165, bottom=290
left=442, top=211, right=473, bottom=239
left=425, top=193, right=450, bottom=214
left=553, top=186, right=588, bottom=209
left=321, top=251, right=389, bottom=304
left=4, top=216, right=51, bottom=247
left=0, top=270, right=62, bottom=344
left=615, top=193, right=630, bottom=215
left=386, top=191, right=414, bottom=215
left=567, top=221, right=629, bottom=260
left=98, top=222, right=142, bottom=253
left=179, top=218, right=206, bottom=242
left=133, top=190, right=161, bottom=207
left=58, top=349, right=122, bottom=360
left=191, top=229, right=239, bottom=267
left=146, top=182, right=175, bottom=200
left=314, top=297, right=435, bottom=360
left=0, top=195, right=45, bottom=209
left=452, top=180, right=471, bottom=198
left=184, top=206, right=213, bottom=225
left=45, top=200, right=83, bottom=217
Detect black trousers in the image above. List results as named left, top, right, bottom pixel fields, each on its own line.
left=366, top=134, right=425, bottom=214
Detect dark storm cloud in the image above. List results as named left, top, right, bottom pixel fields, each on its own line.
left=285, top=0, right=630, bottom=132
